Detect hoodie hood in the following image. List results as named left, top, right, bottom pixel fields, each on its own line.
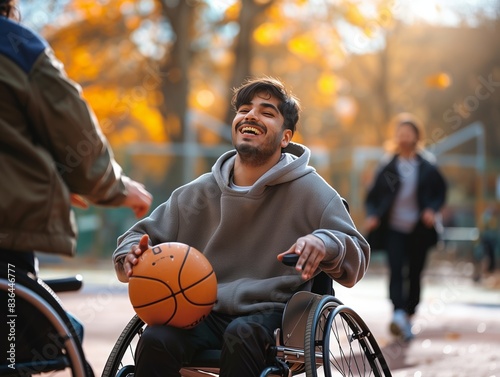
left=212, top=142, right=316, bottom=197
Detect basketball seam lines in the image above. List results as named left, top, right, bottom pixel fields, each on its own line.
left=131, top=272, right=216, bottom=309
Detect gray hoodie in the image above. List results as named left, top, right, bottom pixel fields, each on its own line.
left=114, top=143, right=369, bottom=315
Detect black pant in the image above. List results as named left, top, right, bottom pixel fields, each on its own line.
left=385, top=228, right=429, bottom=316
left=481, top=235, right=497, bottom=273
left=0, top=250, right=38, bottom=275
left=135, top=308, right=283, bottom=377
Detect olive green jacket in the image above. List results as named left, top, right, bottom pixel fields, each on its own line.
left=0, top=18, right=127, bottom=256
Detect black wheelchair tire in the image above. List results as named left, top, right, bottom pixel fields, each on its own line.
left=101, top=315, right=144, bottom=377
left=0, top=268, right=92, bottom=377
left=304, top=295, right=391, bottom=377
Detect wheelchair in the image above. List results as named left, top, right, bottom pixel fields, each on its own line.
left=0, top=262, right=94, bottom=377
left=102, top=255, right=391, bottom=377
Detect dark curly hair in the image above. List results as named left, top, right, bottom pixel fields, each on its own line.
left=0, top=0, right=18, bottom=19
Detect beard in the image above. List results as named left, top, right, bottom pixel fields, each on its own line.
left=235, top=136, right=282, bottom=167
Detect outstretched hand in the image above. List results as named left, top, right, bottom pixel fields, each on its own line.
left=363, top=215, right=379, bottom=233
left=277, top=234, right=326, bottom=280
left=122, top=176, right=153, bottom=218
left=70, top=194, right=89, bottom=209
left=123, top=234, right=150, bottom=279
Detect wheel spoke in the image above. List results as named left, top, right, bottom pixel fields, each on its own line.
left=305, top=296, right=391, bottom=377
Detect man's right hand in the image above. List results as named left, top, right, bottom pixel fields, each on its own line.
left=364, top=216, right=380, bottom=233
left=122, top=176, right=153, bottom=218
left=124, top=234, right=150, bottom=279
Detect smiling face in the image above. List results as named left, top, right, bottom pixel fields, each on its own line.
left=232, top=91, right=292, bottom=167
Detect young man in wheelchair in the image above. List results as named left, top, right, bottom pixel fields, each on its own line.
left=113, top=77, right=370, bottom=377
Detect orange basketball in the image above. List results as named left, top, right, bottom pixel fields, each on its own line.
left=128, top=242, right=217, bottom=328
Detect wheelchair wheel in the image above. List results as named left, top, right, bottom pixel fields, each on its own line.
left=0, top=272, right=93, bottom=377
left=102, top=315, right=145, bottom=377
left=305, top=295, right=391, bottom=377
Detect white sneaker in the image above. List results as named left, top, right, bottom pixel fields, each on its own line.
left=390, top=309, right=413, bottom=342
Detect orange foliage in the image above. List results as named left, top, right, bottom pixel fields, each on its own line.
left=224, top=2, right=242, bottom=21
left=40, top=0, right=398, bottom=183
left=425, top=73, right=452, bottom=89
left=287, top=33, right=321, bottom=62
left=253, top=22, right=284, bottom=46
left=343, top=3, right=365, bottom=28
left=45, top=0, right=168, bottom=150
left=317, top=73, right=338, bottom=96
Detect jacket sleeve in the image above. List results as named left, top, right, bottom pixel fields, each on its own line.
left=364, top=155, right=398, bottom=218
left=27, top=48, right=127, bottom=206
left=425, top=165, right=447, bottom=212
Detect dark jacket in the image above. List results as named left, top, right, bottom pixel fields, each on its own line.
left=364, top=153, right=447, bottom=251
left=0, top=18, right=127, bottom=256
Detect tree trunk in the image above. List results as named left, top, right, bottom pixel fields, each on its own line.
left=159, top=0, right=196, bottom=143
left=224, top=0, right=274, bottom=127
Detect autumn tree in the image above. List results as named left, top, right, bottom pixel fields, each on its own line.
left=27, top=0, right=405, bottom=253
left=221, top=0, right=275, bottom=126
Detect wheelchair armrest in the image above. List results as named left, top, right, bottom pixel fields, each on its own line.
left=44, top=275, right=83, bottom=293
left=282, top=254, right=334, bottom=296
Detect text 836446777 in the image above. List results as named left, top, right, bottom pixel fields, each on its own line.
left=6, top=263, right=16, bottom=369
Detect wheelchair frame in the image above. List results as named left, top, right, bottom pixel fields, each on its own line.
left=102, top=289, right=391, bottom=377
left=0, top=264, right=93, bottom=377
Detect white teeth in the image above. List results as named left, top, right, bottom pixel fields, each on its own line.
left=241, top=126, right=262, bottom=135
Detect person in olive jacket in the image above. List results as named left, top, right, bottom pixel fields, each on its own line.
left=364, top=113, right=447, bottom=342
left=0, top=0, right=152, bottom=368
left=0, top=1, right=152, bottom=268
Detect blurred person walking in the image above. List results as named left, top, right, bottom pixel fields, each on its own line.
left=364, top=113, right=447, bottom=342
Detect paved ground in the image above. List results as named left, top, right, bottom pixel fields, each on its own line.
left=43, top=257, right=500, bottom=377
